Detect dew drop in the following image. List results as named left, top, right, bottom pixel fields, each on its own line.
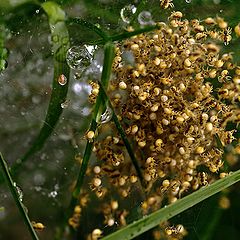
left=120, top=4, right=136, bottom=24
left=52, top=35, right=59, bottom=43
left=95, top=23, right=101, bottom=28
left=14, top=184, right=23, bottom=202
left=100, top=106, right=113, bottom=124
left=35, top=9, right=40, bottom=14
left=185, top=0, right=192, bottom=2
left=48, top=191, right=58, bottom=198
left=66, top=45, right=92, bottom=70
left=137, top=11, right=154, bottom=26
left=58, top=74, right=67, bottom=86
left=61, top=99, right=70, bottom=109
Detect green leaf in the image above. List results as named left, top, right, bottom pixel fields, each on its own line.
left=0, top=153, right=39, bottom=240
left=12, top=1, right=70, bottom=173
left=102, top=169, right=240, bottom=240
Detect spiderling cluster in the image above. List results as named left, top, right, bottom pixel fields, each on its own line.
left=70, top=11, right=239, bottom=240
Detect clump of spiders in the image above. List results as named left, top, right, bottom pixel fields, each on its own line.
left=70, top=9, right=240, bottom=240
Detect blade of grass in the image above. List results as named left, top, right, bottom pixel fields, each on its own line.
left=0, top=153, right=39, bottom=240
left=66, top=17, right=109, bottom=42
left=63, top=43, right=114, bottom=240
left=71, top=42, right=115, bottom=203
left=102, top=169, right=240, bottom=240
left=91, top=24, right=160, bottom=45
left=98, top=81, right=143, bottom=184
left=11, top=1, right=70, bottom=173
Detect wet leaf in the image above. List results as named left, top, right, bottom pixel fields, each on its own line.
left=13, top=2, right=70, bottom=172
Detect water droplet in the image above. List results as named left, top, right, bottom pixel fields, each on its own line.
left=95, top=23, right=101, bottom=28
left=138, top=11, right=154, bottom=26
left=66, top=45, right=92, bottom=70
left=48, top=191, right=58, bottom=198
left=185, top=0, right=192, bottom=3
left=120, top=4, right=136, bottom=24
left=58, top=74, right=67, bottom=86
left=61, top=99, right=70, bottom=109
left=100, top=106, right=113, bottom=124
left=14, top=184, right=23, bottom=202
left=62, top=37, right=68, bottom=45
left=36, top=9, right=40, bottom=14
left=52, top=35, right=59, bottom=43
left=84, top=44, right=96, bottom=56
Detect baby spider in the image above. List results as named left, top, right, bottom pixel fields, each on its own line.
left=221, top=27, right=232, bottom=45
left=160, top=0, right=174, bottom=9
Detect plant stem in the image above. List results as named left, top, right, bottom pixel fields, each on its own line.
left=66, top=17, right=109, bottom=41
left=102, top=169, right=240, bottom=240
left=0, top=153, right=39, bottom=240
left=90, top=24, right=159, bottom=45
left=71, top=42, right=115, bottom=204
left=98, top=81, right=144, bottom=184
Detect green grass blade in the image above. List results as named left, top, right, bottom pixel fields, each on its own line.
left=12, top=1, right=70, bottom=171
left=91, top=24, right=159, bottom=45
left=110, top=24, right=159, bottom=42
left=98, top=81, right=144, bottom=184
left=0, top=153, right=39, bottom=240
left=71, top=42, right=115, bottom=202
left=102, top=169, right=240, bottom=240
left=66, top=17, right=109, bottom=41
